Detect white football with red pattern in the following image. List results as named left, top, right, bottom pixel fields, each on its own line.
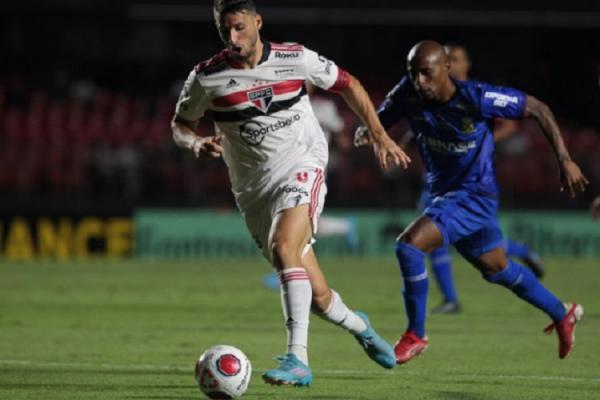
left=195, top=345, right=252, bottom=399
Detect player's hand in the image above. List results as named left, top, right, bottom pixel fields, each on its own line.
left=559, top=159, right=589, bottom=198
left=373, top=136, right=411, bottom=170
left=193, top=136, right=224, bottom=159
left=591, top=196, right=600, bottom=221
left=353, top=126, right=372, bottom=147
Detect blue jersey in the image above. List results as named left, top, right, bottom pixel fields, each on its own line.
left=378, top=77, right=527, bottom=197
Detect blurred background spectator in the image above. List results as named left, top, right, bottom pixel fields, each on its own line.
left=1, top=0, right=598, bottom=213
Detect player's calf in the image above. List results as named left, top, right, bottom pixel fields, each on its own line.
left=395, top=242, right=429, bottom=338
left=483, top=259, right=566, bottom=323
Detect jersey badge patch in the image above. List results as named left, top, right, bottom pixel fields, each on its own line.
left=461, top=118, right=476, bottom=134
left=248, top=87, right=274, bottom=113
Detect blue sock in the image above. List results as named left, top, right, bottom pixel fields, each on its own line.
left=484, top=259, right=566, bottom=322
left=430, top=247, right=458, bottom=303
left=395, top=242, right=428, bottom=338
left=503, top=239, right=530, bottom=260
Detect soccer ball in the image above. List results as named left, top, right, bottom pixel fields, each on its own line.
left=195, top=345, right=252, bottom=399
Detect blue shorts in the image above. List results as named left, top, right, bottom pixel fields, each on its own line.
left=417, top=186, right=433, bottom=213
left=424, top=190, right=503, bottom=260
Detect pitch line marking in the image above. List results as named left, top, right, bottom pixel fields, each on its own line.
left=0, top=360, right=599, bottom=384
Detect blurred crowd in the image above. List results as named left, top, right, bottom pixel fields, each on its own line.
left=0, top=77, right=598, bottom=209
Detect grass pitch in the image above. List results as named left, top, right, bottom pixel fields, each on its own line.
left=0, top=256, right=599, bottom=399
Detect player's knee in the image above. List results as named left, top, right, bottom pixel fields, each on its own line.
left=396, top=230, right=417, bottom=246
left=475, top=258, right=507, bottom=276
left=482, top=260, right=520, bottom=286
left=270, top=237, right=300, bottom=267
left=395, top=241, right=426, bottom=270
left=482, top=263, right=506, bottom=275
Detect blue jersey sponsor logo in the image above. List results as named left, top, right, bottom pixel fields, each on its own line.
left=484, top=91, right=520, bottom=108
left=425, top=137, right=476, bottom=154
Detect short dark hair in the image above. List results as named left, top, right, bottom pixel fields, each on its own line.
left=213, top=0, right=256, bottom=22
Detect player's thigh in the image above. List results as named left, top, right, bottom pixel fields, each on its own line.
left=241, top=205, right=272, bottom=260
left=268, top=166, right=326, bottom=265
left=397, top=215, right=444, bottom=253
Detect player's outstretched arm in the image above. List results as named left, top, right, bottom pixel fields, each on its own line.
left=171, top=115, right=223, bottom=159
left=339, top=74, right=411, bottom=170
left=523, top=95, right=589, bottom=198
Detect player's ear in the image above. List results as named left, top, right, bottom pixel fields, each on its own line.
left=255, top=13, right=263, bottom=30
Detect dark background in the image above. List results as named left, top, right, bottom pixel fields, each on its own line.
left=1, top=0, right=599, bottom=213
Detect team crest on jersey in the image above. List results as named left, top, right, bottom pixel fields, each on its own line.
left=461, top=118, right=476, bottom=134
left=248, top=87, right=274, bottom=113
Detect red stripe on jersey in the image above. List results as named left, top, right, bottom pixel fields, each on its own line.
left=328, top=68, right=351, bottom=93
left=213, top=80, right=304, bottom=108
left=195, top=50, right=228, bottom=72
left=309, top=169, right=324, bottom=219
left=270, top=43, right=303, bottom=51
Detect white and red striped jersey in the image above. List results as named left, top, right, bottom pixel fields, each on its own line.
left=175, top=41, right=350, bottom=210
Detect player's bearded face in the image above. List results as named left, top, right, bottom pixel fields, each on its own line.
left=218, top=11, right=261, bottom=62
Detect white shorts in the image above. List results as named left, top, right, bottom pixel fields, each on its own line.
left=241, top=165, right=327, bottom=262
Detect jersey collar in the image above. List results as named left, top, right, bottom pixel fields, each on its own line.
left=258, top=40, right=271, bottom=65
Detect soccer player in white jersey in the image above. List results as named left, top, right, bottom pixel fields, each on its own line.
left=171, top=0, right=410, bottom=387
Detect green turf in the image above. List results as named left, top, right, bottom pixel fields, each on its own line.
left=0, top=256, right=598, bottom=399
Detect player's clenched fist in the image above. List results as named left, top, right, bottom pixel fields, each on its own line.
left=193, top=136, right=224, bottom=159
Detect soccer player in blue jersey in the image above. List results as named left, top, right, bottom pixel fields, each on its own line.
left=421, top=44, right=545, bottom=314
left=361, top=40, right=589, bottom=364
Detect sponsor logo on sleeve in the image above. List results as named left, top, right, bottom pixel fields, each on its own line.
left=484, top=92, right=519, bottom=108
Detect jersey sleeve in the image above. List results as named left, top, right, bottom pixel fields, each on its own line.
left=303, top=47, right=350, bottom=93
left=175, top=69, right=211, bottom=121
left=377, top=82, right=407, bottom=130
left=479, top=83, right=527, bottom=119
